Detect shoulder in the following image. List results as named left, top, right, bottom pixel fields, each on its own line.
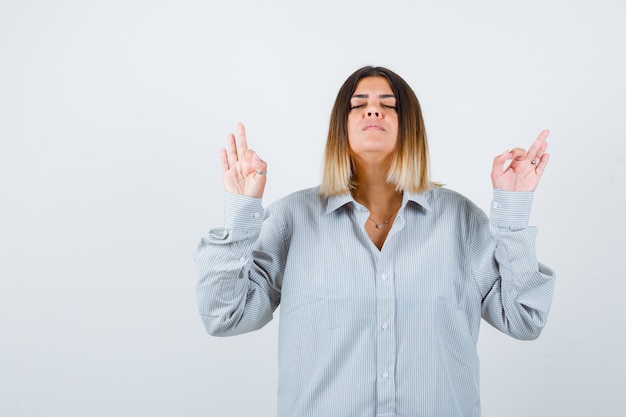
left=421, top=188, right=489, bottom=242
left=269, top=186, right=322, bottom=208
left=425, top=187, right=485, bottom=219
left=427, top=187, right=475, bottom=206
left=265, top=186, right=325, bottom=219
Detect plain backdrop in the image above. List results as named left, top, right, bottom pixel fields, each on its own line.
left=1, top=0, right=625, bottom=416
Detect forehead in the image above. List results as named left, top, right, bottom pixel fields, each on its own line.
left=353, top=76, right=394, bottom=95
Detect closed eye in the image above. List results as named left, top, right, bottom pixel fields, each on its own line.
left=350, top=104, right=396, bottom=110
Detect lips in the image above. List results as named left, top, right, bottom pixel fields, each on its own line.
left=363, top=123, right=384, bottom=131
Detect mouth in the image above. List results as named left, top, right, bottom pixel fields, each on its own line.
left=363, top=123, right=384, bottom=131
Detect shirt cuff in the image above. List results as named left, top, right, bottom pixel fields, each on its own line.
left=490, top=189, right=534, bottom=227
left=223, top=192, right=265, bottom=231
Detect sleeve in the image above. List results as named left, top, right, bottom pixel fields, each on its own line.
left=471, top=189, right=556, bottom=340
left=193, top=192, right=287, bottom=337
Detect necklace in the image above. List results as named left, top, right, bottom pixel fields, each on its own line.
left=369, top=215, right=392, bottom=229
left=352, top=192, right=402, bottom=230
left=368, top=207, right=400, bottom=229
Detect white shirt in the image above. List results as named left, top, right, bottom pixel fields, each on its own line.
left=194, top=187, right=556, bottom=417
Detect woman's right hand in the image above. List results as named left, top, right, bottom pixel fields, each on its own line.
left=220, top=122, right=267, bottom=198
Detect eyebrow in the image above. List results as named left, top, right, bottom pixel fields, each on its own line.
left=351, top=94, right=396, bottom=99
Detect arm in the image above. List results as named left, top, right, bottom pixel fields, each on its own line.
left=473, top=130, right=556, bottom=339
left=473, top=190, right=556, bottom=340
left=194, top=193, right=284, bottom=336
left=194, top=123, right=283, bottom=336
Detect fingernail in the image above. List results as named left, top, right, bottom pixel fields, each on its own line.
left=253, top=153, right=261, bottom=161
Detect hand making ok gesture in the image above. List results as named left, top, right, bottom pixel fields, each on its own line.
left=491, top=129, right=551, bottom=192
left=220, top=123, right=268, bottom=198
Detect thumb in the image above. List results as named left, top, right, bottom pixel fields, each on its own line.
left=251, top=152, right=267, bottom=173
left=492, top=150, right=511, bottom=173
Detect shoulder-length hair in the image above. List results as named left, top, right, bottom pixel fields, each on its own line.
left=319, top=66, right=435, bottom=197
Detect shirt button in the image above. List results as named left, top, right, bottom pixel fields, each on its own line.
left=381, top=274, right=387, bottom=281
left=382, top=322, right=388, bottom=330
left=252, top=212, right=261, bottom=219
left=382, top=372, right=389, bottom=379
left=492, top=201, right=500, bottom=209
left=239, top=257, right=247, bottom=264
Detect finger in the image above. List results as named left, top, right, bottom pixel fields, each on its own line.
left=251, top=151, right=267, bottom=173
left=236, top=122, right=248, bottom=161
left=220, top=148, right=229, bottom=173
left=534, top=153, right=550, bottom=177
left=531, top=142, right=548, bottom=166
left=226, top=133, right=238, bottom=166
left=509, top=148, right=527, bottom=161
left=242, top=148, right=257, bottom=167
left=492, top=150, right=512, bottom=175
left=526, top=129, right=550, bottom=161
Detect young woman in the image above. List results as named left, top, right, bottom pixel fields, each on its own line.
left=194, top=66, right=555, bottom=417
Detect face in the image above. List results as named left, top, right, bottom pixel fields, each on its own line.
left=347, top=76, right=398, bottom=164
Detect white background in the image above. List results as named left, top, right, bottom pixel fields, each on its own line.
left=1, top=0, right=625, bottom=416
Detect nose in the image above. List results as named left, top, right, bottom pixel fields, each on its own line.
left=363, top=100, right=383, bottom=118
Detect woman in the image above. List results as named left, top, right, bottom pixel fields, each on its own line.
left=194, top=66, right=555, bottom=417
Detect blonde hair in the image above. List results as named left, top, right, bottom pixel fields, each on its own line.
left=319, top=66, right=435, bottom=197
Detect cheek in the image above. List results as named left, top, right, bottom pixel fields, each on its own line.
left=346, top=118, right=359, bottom=141
left=347, top=114, right=359, bottom=127
left=389, top=118, right=399, bottom=135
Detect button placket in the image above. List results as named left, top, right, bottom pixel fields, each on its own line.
left=375, top=264, right=397, bottom=415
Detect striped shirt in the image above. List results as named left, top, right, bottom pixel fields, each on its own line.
left=194, top=186, right=555, bottom=417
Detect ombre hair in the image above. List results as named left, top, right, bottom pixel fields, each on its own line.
left=319, top=66, right=436, bottom=197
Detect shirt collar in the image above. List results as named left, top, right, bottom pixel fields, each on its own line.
left=404, top=190, right=431, bottom=212
left=324, top=193, right=354, bottom=215
left=324, top=190, right=432, bottom=214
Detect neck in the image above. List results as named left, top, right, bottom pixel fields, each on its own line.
left=352, top=174, right=402, bottom=211
left=351, top=157, right=403, bottom=210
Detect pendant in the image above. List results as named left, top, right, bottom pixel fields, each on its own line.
left=375, top=224, right=382, bottom=229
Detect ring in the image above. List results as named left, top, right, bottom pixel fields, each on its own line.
left=256, top=171, right=268, bottom=175
left=531, top=160, right=537, bottom=165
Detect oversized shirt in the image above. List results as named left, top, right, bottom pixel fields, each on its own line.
left=194, top=186, right=556, bottom=417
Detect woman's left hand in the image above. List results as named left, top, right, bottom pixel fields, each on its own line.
left=491, top=130, right=550, bottom=192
